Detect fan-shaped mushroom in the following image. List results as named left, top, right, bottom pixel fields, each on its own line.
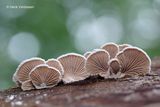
left=85, top=49, right=110, bottom=78
left=119, top=44, right=132, bottom=51
left=13, top=58, right=45, bottom=83
left=101, top=43, right=119, bottom=59
left=29, top=64, right=61, bottom=89
left=46, top=58, right=64, bottom=75
left=58, top=53, right=89, bottom=83
left=116, top=47, right=151, bottom=77
left=108, top=58, right=125, bottom=79
left=21, top=80, right=35, bottom=91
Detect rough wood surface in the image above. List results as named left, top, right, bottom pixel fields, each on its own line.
left=1, top=57, right=160, bottom=107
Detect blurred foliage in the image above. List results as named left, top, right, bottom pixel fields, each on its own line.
left=0, top=0, right=160, bottom=90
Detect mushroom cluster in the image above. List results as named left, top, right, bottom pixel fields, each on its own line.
left=13, top=43, right=151, bottom=91
left=85, top=43, right=151, bottom=79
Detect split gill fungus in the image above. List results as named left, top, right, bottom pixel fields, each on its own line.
left=13, top=43, right=151, bottom=91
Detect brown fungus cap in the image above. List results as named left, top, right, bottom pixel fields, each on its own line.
left=109, top=58, right=121, bottom=75
left=116, top=47, right=151, bottom=77
left=85, top=49, right=110, bottom=78
left=13, top=58, right=45, bottom=83
left=21, top=80, right=35, bottom=91
left=119, top=44, right=132, bottom=51
left=101, top=43, right=119, bottom=59
left=108, top=58, right=125, bottom=79
left=29, top=64, right=61, bottom=89
left=46, top=58, right=64, bottom=75
left=58, top=53, right=89, bottom=84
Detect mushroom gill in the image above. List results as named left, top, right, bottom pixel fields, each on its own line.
left=13, top=58, right=45, bottom=83
left=21, top=80, right=35, bottom=91
left=58, top=53, right=89, bottom=83
left=119, top=44, right=132, bottom=51
left=116, top=47, right=151, bottom=77
left=46, top=58, right=64, bottom=75
left=85, top=49, right=110, bottom=78
left=101, top=43, right=119, bottom=59
left=108, top=58, right=125, bottom=79
left=29, top=64, right=61, bottom=89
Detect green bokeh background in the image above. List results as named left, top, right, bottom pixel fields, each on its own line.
left=0, top=0, right=160, bottom=90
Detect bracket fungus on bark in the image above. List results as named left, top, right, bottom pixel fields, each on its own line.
left=58, top=53, right=89, bottom=84
left=29, top=64, right=61, bottom=89
left=13, top=58, right=45, bottom=83
left=101, top=43, right=119, bottom=59
left=46, top=58, right=64, bottom=75
left=85, top=43, right=151, bottom=79
left=21, top=80, right=35, bottom=91
left=85, top=49, right=110, bottom=78
left=13, top=57, right=63, bottom=91
left=119, top=44, right=132, bottom=51
left=116, top=47, right=151, bottom=77
left=108, top=58, right=124, bottom=79
left=12, top=42, right=151, bottom=91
